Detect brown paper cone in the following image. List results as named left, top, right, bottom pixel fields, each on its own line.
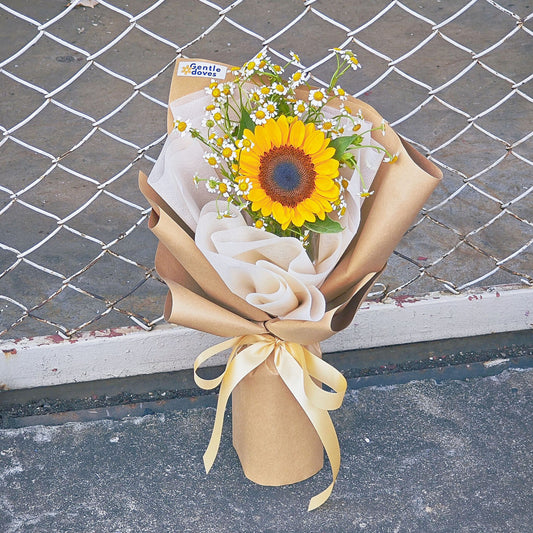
left=232, top=349, right=324, bottom=486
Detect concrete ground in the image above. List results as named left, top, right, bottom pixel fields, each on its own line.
left=1, top=0, right=532, bottom=339
left=1, top=367, right=532, bottom=532
left=1, top=333, right=532, bottom=532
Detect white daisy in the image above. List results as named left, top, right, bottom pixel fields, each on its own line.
left=308, top=88, right=327, bottom=107
left=203, top=152, right=220, bottom=168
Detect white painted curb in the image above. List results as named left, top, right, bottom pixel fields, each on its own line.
left=1, top=285, right=531, bottom=390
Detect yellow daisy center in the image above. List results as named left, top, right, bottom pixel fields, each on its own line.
left=222, top=147, right=233, bottom=158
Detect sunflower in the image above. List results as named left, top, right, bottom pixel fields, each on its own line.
left=237, top=116, right=340, bottom=230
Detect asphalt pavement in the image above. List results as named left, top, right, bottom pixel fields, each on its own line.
left=1, top=334, right=532, bottom=533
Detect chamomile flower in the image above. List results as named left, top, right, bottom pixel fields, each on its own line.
left=333, top=196, right=347, bottom=217
left=308, top=88, right=327, bottom=107
left=383, top=152, right=399, bottom=164
left=251, top=107, right=268, bottom=125
left=220, top=142, right=236, bottom=161
left=340, top=103, right=354, bottom=116
left=206, top=177, right=219, bottom=193
left=293, top=99, right=308, bottom=116
left=360, top=188, right=374, bottom=198
left=202, top=117, right=216, bottom=129
left=236, top=137, right=254, bottom=152
left=259, top=85, right=272, bottom=98
left=320, top=120, right=335, bottom=134
left=242, top=59, right=259, bottom=76
left=236, top=177, right=252, bottom=196
left=346, top=54, right=360, bottom=70
left=263, top=100, right=278, bottom=118
left=220, top=82, right=235, bottom=98
left=205, top=82, right=223, bottom=100
left=333, top=85, right=347, bottom=100
left=204, top=152, right=220, bottom=168
left=271, top=82, right=287, bottom=96
left=218, top=179, right=233, bottom=198
left=251, top=86, right=271, bottom=103
left=288, top=70, right=308, bottom=88
left=173, top=117, right=191, bottom=136
left=290, top=51, right=301, bottom=64
left=208, top=107, right=224, bottom=123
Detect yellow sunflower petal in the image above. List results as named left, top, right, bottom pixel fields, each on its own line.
left=303, top=129, right=327, bottom=154
left=239, top=156, right=260, bottom=175
left=291, top=208, right=305, bottom=227
left=288, top=119, right=305, bottom=147
left=316, top=184, right=340, bottom=200
left=302, top=197, right=322, bottom=213
left=296, top=203, right=317, bottom=223
left=253, top=124, right=272, bottom=154
left=314, top=158, right=340, bottom=176
left=265, top=118, right=282, bottom=147
left=311, top=145, right=336, bottom=164
left=281, top=216, right=292, bottom=230
left=248, top=187, right=267, bottom=202
left=277, top=115, right=290, bottom=145
left=272, top=202, right=290, bottom=225
left=258, top=198, right=273, bottom=216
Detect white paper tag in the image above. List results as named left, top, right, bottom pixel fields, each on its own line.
left=177, top=61, right=227, bottom=80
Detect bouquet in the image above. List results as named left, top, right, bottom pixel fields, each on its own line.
left=139, top=50, right=442, bottom=510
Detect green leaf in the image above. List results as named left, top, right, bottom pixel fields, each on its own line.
left=278, top=101, right=292, bottom=117
left=329, top=134, right=357, bottom=160
left=236, top=107, right=255, bottom=139
left=329, top=134, right=362, bottom=160
left=304, top=216, right=344, bottom=234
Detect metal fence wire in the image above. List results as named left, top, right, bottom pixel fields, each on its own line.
left=0, top=0, right=531, bottom=341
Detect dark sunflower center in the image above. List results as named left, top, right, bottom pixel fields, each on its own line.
left=272, top=162, right=300, bottom=191
left=259, top=146, right=316, bottom=207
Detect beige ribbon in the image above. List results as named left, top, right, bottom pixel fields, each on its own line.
left=193, top=333, right=348, bottom=511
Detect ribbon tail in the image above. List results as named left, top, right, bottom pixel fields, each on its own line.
left=203, top=375, right=233, bottom=473
left=305, top=410, right=341, bottom=511
left=200, top=340, right=274, bottom=474
left=275, top=347, right=343, bottom=511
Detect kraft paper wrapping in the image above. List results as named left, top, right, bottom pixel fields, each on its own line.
left=232, top=346, right=324, bottom=486
left=139, top=57, right=442, bottom=508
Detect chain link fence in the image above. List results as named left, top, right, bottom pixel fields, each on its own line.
left=0, top=0, right=531, bottom=342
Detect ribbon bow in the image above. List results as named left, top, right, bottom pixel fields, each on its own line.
left=193, top=333, right=348, bottom=511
